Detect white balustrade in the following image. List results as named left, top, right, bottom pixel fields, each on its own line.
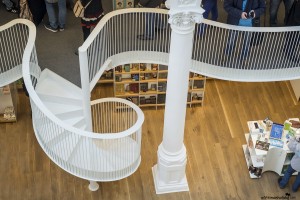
left=0, top=19, right=30, bottom=87
left=79, top=8, right=300, bottom=85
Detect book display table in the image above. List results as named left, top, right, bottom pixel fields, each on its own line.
left=242, top=120, right=299, bottom=178
left=0, top=83, right=18, bottom=123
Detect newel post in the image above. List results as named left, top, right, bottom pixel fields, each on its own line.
left=78, top=47, right=99, bottom=191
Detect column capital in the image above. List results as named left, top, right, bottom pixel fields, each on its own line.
left=166, top=0, right=204, bottom=32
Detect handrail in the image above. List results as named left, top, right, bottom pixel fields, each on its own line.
left=78, top=8, right=300, bottom=87
left=0, top=19, right=30, bottom=87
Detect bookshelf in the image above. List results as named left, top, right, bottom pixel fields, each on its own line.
left=242, top=120, right=298, bottom=178
left=0, top=82, right=18, bottom=123
left=112, top=63, right=206, bottom=108
left=98, top=69, right=114, bottom=84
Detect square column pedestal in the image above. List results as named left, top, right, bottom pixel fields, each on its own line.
left=152, top=145, right=189, bottom=194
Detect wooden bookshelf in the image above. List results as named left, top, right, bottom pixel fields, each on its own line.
left=112, top=63, right=206, bottom=108
left=0, top=83, right=18, bottom=123
left=98, top=69, right=114, bottom=84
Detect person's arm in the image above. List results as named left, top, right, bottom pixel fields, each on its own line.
left=288, top=137, right=300, bottom=153
left=223, top=0, right=243, bottom=19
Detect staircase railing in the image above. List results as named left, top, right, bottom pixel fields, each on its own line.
left=11, top=19, right=145, bottom=182
left=0, top=19, right=30, bottom=87
left=79, top=8, right=300, bottom=86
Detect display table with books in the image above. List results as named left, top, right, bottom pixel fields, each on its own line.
left=242, top=119, right=299, bottom=178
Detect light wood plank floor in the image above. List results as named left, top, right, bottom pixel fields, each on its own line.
left=1, top=79, right=300, bottom=200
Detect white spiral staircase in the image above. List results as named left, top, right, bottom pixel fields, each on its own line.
left=1, top=8, right=300, bottom=191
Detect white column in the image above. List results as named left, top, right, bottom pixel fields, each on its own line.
left=152, top=1, right=204, bottom=194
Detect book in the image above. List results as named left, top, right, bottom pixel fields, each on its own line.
left=151, top=64, right=158, bottom=71
left=140, top=83, right=148, bottom=92
left=124, top=64, right=130, bottom=72
left=255, top=140, right=270, bottom=151
left=247, top=121, right=260, bottom=133
left=269, top=138, right=284, bottom=148
left=270, top=123, right=284, bottom=139
left=129, top=83, right=139, bottom=93
left=157, top=94, right=166, bottom=104
left=159, top=65, right=168, bottom=70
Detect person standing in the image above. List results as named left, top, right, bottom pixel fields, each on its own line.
left=203, top=0, right=218, bottom=21
left=44, top=0, right=67, bottom=32
left=137, top=0, right=162, bottom=40
left=284, top=0, right=300, bottom=63
left=278, top=132, right=300, bottom=192
left=80, top=0, right=104, bottom=41
left=75, top=0, right=104, bottom=55
left=197, top=0, right=218, bottom=36
left=223, top=0, right=265, bottom=63
left=270, top=0, right=294, bottom=27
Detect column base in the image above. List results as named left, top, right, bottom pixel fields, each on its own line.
left=88, top=181, right=99, bottom=191
left=152, top=165, right=189, bottom=194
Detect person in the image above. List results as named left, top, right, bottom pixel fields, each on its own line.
left=270, top=0, right=294, bottom=27
left=137, top=0, right=162, bottom=40
left=80, top=0, right=104, bottom=41
left=75, top=0, right=104, bottom=55
left=2, top=0, right=18, bottom=13
left=223, top=0, right=265, bottom=64
left=203, top=0, right=218, bottom=21
left=278, top=131, right=300, bottom=192
left=197, top=0, right=218, bottom=36
left=44, top=0, right=67, bottom=32
left=283, top=0, right=300, bottom=63
left=25, top=0, right=47, bottom=26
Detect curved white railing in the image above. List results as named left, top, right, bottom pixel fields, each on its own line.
left=79, top=8, right=300, bottom=88
left=0, top=19, right=30, bottom=87
left=0, top=19, right=145, bottom=182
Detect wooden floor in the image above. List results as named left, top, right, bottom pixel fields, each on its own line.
left=1, top=79, right=300, bottom=200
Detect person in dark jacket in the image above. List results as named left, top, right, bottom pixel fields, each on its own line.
left=203, top=0, right=218, bottom=21
left=197, top=0, right=218, bottom=36
left=29, top=0, right=46, bottom=26
left=223, top=0, right=265, bottom=63
left=137, top=0, right=162, bottom=40
left=81, top=0, right=104, bottom=41
left=284, top=0, right=300, bottom=63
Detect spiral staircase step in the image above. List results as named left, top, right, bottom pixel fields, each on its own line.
left=36, top=69, right=82, bottom=100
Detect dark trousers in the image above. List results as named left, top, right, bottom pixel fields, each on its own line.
left=82, top=26, right=90, bottom=41
left=203, top=0, right=218, bottom=21
left=270, top=0, right=294, bottom=26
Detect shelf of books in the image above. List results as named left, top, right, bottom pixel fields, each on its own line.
left=113, top=63, right=206, bottom=108
left=242, top=119, right=299, bottom=178
left=0, top=83, right=18, bottom=123
left=98, top=69, right=114, bottom=84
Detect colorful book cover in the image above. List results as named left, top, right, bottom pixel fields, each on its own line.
left=269, top=138, right=284, bottom=148
left=255, top=140, right=270, bottom=151
left=270, top=123, right=284, bottom=139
